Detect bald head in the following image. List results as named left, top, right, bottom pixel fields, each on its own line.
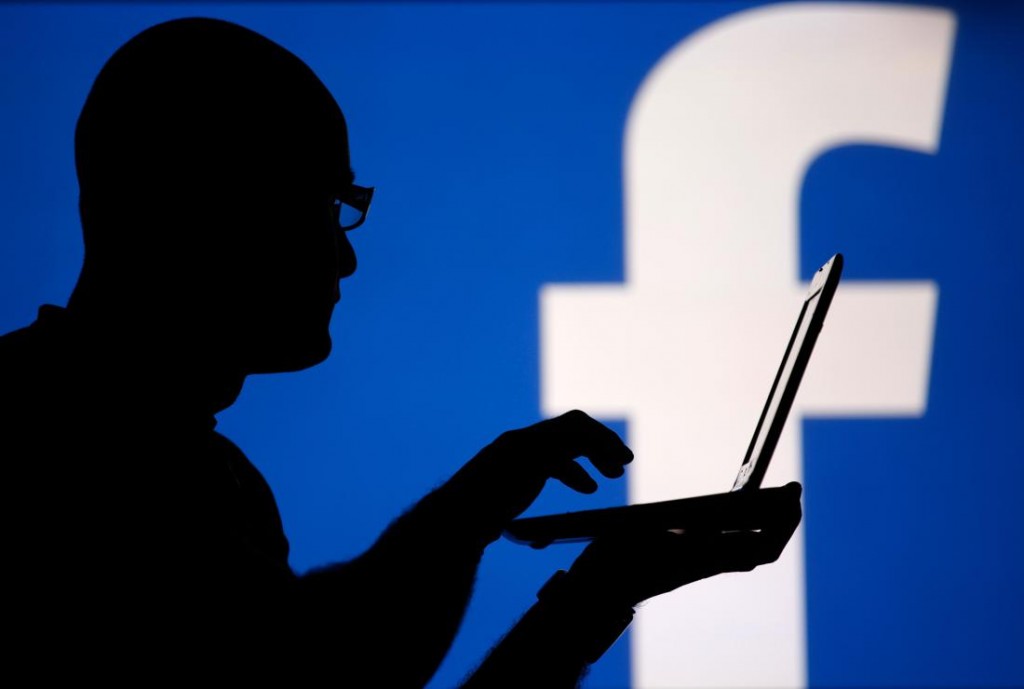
left=76, top=17, right=349, bottom=218
left=71, top=18, right=357, bottom=374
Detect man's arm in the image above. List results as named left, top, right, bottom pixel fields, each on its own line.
left=293, top=411, right=634, bottom=687
left=458, top=570, right=634, bottom=689
left=461, top=483, right=804, bottom=688
left=295, top=489, right=487, bottom=688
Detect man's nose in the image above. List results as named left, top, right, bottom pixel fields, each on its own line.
left=336, top=230, right=357, bottom=279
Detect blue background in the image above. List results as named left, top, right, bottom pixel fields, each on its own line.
left=1, top=2, right=1021, bottom=686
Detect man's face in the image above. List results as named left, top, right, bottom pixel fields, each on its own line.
left=230, top=131, right=358, bottom=375
left=73, top=18, right=363, bottom=376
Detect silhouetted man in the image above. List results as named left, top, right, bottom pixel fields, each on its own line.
left=0, top=18, right=801, bottom=686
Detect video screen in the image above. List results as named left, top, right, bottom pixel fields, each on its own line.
left=2, top=3, right=1021, bottom=688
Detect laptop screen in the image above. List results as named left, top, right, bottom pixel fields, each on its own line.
left=731, top=285, right=824, bottom=492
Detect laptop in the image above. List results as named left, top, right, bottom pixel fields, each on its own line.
left=504, top=253, right=843, bottom=547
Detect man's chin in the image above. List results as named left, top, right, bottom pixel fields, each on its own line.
left=248, top=334, right=332, bottom=374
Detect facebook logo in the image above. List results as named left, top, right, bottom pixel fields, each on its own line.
left=543, top=5, right=950, bottom=686
left=0, top=2, right=1021, bottom=687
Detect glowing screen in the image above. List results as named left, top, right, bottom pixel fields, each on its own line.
left=1, top=3, right=1021, bottom=687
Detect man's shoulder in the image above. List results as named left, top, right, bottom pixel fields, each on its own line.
left=0, top=306, right=63, bottom=386
left=0, top=311, right=44, bottom=355
left=0, top=307, right=58, bottom=378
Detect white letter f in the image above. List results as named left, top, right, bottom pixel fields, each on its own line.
left=541, top=4, right=956, bottom=687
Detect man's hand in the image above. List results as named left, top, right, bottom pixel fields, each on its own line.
left=442, top=410, right=633, bottom=544
left=564, top=482, right=803, bottom=608
left=306, top=413, right=628, bottom=687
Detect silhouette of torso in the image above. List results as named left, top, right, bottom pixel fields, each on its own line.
left=2, top=305, right=296, bottom=673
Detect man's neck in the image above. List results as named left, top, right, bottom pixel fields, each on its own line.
left=59, top=300, right=247, bottom=421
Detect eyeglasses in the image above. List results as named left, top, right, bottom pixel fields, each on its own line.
left=332, top=183, right=375, bottom=231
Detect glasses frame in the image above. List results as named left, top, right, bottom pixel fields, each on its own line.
left=334, top=183, right=375, bottom=231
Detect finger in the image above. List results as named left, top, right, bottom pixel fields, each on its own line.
left=670, top=531, right=777, bottom=579
left=735, top=482, right=802, bottom=534
left=529, top=410, right=633, bottom=479
left=710, top=519, right=799, bottom=570
left=710, top=531, right=770, bottom=572
left=669, top=530, right=781, bottom=568
left=759, top=497, right=802, bottom=562
left=612, top=531, right=768, bottom=599
left=754, top=482, right=803, bottom=543
left=573, top=529, right=792, bottom=606
left=550, top=459, right=599, bottom=494
left=783, top=481, right=803, bottom=497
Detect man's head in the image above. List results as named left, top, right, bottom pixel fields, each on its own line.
left=73, top=17, right=357, bottom=374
